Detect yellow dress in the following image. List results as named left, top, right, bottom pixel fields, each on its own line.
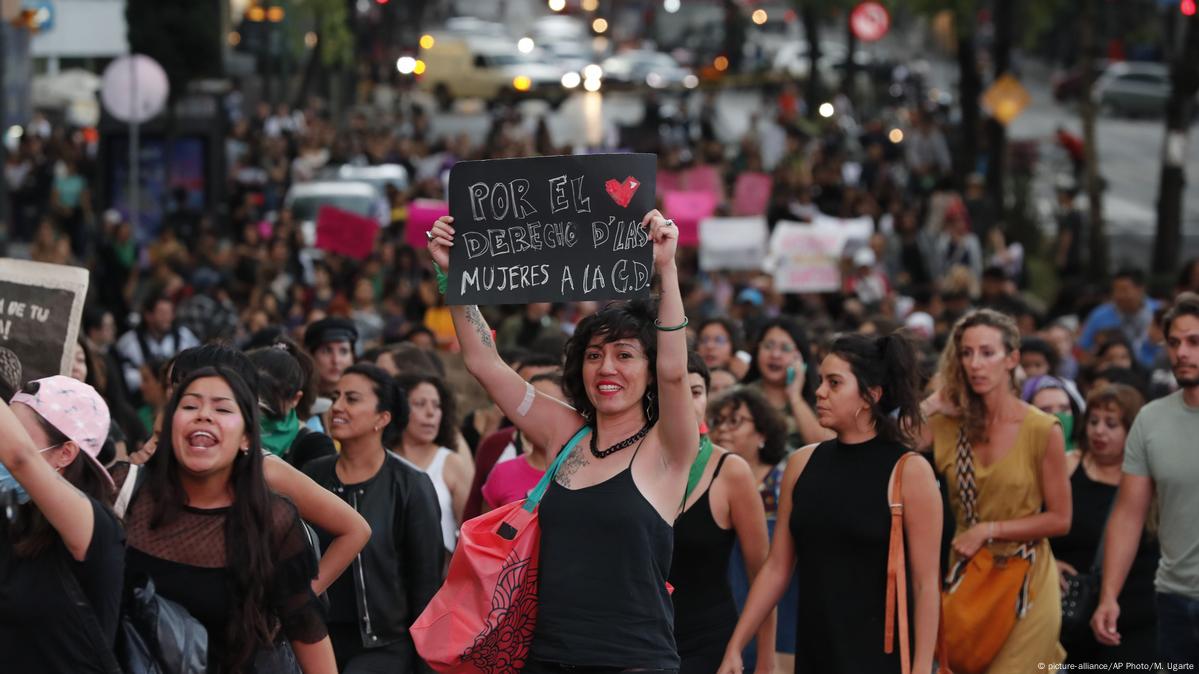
left=932, top=407, right=1067, bottom=673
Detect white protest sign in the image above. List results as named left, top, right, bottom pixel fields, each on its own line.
left=699, top=216, right=769, bottom=272
left=770, top=216, right=873, bottom=292
left=0, top=259, right=89, bottom=383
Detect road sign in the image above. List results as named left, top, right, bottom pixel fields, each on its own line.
left=981, top=73, right=1031, bottom=126
left=100, top=54, right=169, bottom=124
left=850, top=2, right=890, bottom=42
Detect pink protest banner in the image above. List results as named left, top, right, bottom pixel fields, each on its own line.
left=316, top=206, right=380, bottom=261
left=732, top=172, right=772, bottom=216
left=407, top=199, right=450, bottom=249
left=663, top=190, right=718, bottom=247
left=682, top=165, right=725, bottom=203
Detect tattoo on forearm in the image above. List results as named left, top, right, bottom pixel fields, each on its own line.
left=554, top=444, right=588, bottom=488
left=465, top=305, right=494, bottom=349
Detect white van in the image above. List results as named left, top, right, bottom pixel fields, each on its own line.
left=419, top=34, right=567, bottom=110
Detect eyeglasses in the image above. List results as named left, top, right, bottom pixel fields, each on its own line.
left=712, top=415, right=754, bottom=431
left=699, top=335, right=730, bottom=346
left=760, top=340, right=796, bottom=354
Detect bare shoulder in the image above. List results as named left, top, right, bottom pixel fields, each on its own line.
left=899, top=451, right=936, bottom=486
left=781, top=443, right=820, bottom=486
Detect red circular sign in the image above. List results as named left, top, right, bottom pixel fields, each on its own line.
left=850, top=2, right=890, bottom=42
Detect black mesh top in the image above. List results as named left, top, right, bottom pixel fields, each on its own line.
left=112, top=463, right=328, bottom=670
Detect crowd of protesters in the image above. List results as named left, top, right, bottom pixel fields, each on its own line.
left=1, top=69, right=1198, bottom=674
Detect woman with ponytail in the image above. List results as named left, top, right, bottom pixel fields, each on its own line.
left=302, top=363, right=445, bottom=673
left=669, top=352, right=774, bottom=674
left=719, top=332, right=944, bottom=674
left=116, top=366, right=335, bottom=673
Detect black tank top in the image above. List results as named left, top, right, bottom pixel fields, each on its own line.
left=668, top=453, right=736, bottom=657
left=1051, top=465, right=1117, bottom=572
left=532, top=436, right=679, bottom=669
left=789, top=436, right=909, bottom=674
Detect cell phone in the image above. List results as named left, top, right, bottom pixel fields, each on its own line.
left=786, top=365, right=796, bottom=387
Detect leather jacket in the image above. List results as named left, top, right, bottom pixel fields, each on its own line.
left=304, top=451, right=445, bottom=665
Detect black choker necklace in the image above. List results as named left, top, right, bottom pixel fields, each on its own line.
left=590, top=422, right=652, bottom=459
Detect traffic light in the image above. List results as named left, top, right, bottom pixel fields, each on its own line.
left=1183, top=0, right=1197, bottom=17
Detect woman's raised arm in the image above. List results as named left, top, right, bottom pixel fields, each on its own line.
left=426, top=215, right=582, bottom=452
left=644, top=210, right=699, bottom=472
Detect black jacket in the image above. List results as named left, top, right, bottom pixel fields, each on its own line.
left=303, top=451, right=444, bottom=666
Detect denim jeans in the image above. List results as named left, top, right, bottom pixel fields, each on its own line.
left=1156, top=592, right=1199, bottom=664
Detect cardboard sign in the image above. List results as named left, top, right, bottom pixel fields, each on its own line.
left=315, top=206, right=380, bottom=261
left=0, top=260, right=89, bottom=383
left=732, top=172, right=772, bottom=216
left=447, top=153, right=657, bottom=306
left=662, top=190, right=718, bottom=247
left=407, top=199, right=450, bottom=249
left=699, top=217, right=769, bottom=271
left=770, top=217, right=873, bottom=292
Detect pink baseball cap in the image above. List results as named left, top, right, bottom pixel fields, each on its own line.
left=11, top=375, right=113, bottom=489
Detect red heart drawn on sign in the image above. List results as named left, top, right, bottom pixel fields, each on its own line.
left=605, top=176, right=641, bottom=207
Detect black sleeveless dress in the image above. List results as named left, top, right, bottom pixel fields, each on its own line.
left=1050, top=465, right=1159, bottom=664
left=669, top=453, right=736, bottom=673
left=530, top=437, right=679, bottom=671
left=789, top=436, right=909, bottom=674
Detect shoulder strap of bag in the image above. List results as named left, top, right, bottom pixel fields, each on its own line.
left=114, top=463, right=141, bottom=519
left=884, top=452, right=916, bottom=674
left=56, top=549, right=124, bottom=674
left=523, top=425, right=590, bottom=513
left=953, top=427, right=978, bottom=526
left=884, top=452, right=953, bottom=674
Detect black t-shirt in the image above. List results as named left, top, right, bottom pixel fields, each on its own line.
left=0, top=496, right=126, bottom=673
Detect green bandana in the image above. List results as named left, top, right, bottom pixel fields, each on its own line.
left=1055, top=412, right=1076, bottom=453
left=260, top=409, right=301, bottom=457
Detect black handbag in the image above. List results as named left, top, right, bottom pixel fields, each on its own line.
left=1060, top=501, right=1112, bottom=643
left=122, top=575, right=209, bottom=674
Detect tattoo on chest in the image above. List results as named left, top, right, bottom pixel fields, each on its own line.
left=554, top=445, right=588, bottom=488
left=465, top=305, right=495, bottom=348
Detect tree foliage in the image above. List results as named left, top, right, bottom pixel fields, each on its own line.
left=280, top=0, right=353, bottom=68
left=126, top=0, right=223, bottom=98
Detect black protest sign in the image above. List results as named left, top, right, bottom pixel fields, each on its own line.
left=446, top=153, right=657, bottom=305
left=0, top=260, right=89, bottom=385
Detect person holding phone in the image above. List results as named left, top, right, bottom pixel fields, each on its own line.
left=743, top=317, right=834, bottom=450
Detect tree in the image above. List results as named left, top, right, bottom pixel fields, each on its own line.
left=126, top=0, right=223, bottom=99
left=985, top=0, right=1015, bottom=223
left=1152, top=7, right=1199, bottom=276
left=1079, top=0, right=1107, bottom=280
left=909, top=0, right=982, bottom=178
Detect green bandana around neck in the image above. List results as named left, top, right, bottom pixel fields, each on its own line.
left=1055, top=412, right=1076, bottom=452
left=260, top=409, right=301, bottom=457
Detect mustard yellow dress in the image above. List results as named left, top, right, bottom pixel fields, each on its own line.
left=931, top=407, right=1067, bottom=673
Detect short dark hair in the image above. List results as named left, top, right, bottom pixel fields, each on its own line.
left=709, top=386, right=788, bottom=465
left=1020, top=336, right=1060, bottom=373
left=1163, top=292, right=1199, bottom=340
left=1079, top=384, right=1144, bottom=455
left=247, top=347, right=305, bottom=418
left=562, top=301, right=658, bottom=424
left=1113, top=268, right=1145, bottom=286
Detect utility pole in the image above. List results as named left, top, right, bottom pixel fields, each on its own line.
left=1152, top=6, right=1199, bottom=276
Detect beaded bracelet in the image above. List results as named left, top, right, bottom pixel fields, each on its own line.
left=654, top=316, right=689, bottom=332
left=432, top=261, right=448, bottom=296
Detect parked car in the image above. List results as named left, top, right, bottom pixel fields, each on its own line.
left=323, top=164, right=410, bottom=194
left=601, top=50, right=693, bottom=90
left=419, top=34, right=567, bottom=109
left=1093, top=61, right=1171, bottom=117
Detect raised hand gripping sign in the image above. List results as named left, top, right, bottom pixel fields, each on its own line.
left=0, top=259, right=89, bottom=383
left=446, top=153, right=657, bottom=306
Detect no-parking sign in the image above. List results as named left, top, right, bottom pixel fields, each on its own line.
left=850, top=2, right=890, bottom=42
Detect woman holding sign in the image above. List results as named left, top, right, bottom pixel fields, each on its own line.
left=427, top=210, right=699, bottom=673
